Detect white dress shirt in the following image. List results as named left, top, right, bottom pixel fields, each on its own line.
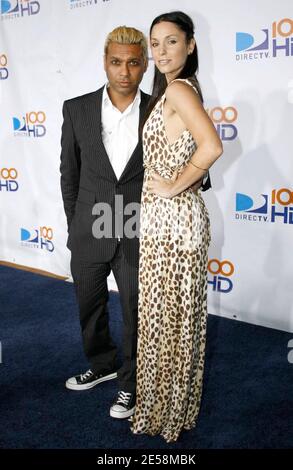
left=101, top=85, right=141, bottom=180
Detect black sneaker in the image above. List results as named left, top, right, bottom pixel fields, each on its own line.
left=110, top=391, right=136, bottom=419
left=65, top=369, right=117, bottom=391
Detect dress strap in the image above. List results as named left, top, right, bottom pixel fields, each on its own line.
left=167, top=78, right=198, bottom=93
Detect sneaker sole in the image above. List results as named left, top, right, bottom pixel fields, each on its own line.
left=65, top=372, right=117, bottom=391
left=110, top=406, right=135, bottom=419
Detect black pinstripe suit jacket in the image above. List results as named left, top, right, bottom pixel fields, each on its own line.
left=60, top=86, right=150, bottom=264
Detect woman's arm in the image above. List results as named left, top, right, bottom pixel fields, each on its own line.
left=148, top=80, right=223, bottom=198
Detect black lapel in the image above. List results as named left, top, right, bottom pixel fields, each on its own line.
left=84, top=85, right=118, bottom=182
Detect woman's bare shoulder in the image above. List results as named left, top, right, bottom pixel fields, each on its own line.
left=165, top=78, right=200, bottom=108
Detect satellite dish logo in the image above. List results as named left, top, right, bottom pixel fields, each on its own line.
left=236, top=193, right=268, bottom=214
left=20, top=226, right=54, bottom=252
left=236, top=18, right=293, bottom=61
left=0, top=0, right=19, bottom=13
left=236, top=29, right=269, bottom=54
left=1, top=0, right=40, bottom=20
left=235, top=189, right=293, bottom=224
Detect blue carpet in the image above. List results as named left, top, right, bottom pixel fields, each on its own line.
left=0, top=265, right=293, bottom=449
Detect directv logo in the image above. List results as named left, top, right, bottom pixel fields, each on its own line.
left=236, top=29, right=270, bottom=61
left=13, top=111, right=46, bottom=138
left=20, top=227, right=54, bottom=252
left=236, top=19, right=293, bottom=61
left=235, top=190, right=293, bottom=224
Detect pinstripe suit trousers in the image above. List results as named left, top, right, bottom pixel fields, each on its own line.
left=70, top=241, right=139, bottom=393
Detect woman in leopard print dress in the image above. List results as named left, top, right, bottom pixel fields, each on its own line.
left=131, top=11, right=223, bottom=442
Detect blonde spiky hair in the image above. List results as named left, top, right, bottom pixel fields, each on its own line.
left=104, top=26, right=148, bottom=62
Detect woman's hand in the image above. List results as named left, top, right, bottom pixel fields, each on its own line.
left=147, top=170, right=203, bottom=198
left=147, top=170, right=178, bottom=199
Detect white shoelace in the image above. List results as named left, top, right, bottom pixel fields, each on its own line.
left=117, top=391, right=132, bottom=406
left=80, top=369, right=93, bottom=381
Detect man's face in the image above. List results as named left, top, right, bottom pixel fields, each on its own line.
left=104, top=42, right=147, bottom=96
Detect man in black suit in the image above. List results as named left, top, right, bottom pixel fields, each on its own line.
left=60, top=26, right=149, bottom=419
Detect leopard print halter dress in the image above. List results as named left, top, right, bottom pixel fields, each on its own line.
left=131, top=79, right=211, bottom=443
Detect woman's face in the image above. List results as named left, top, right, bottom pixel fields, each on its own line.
left=150, top=21, right=194, bottom=82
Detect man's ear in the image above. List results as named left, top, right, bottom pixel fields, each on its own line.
left=103, top=54, right=107, bottom=71
left=144, top=57, right=149, bottom=72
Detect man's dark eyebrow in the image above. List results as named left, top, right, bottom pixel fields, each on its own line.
left=109, top=56, right=142, bottom=61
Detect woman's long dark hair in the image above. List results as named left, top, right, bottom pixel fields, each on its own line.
left=143, top=11, right=203, bottom=129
